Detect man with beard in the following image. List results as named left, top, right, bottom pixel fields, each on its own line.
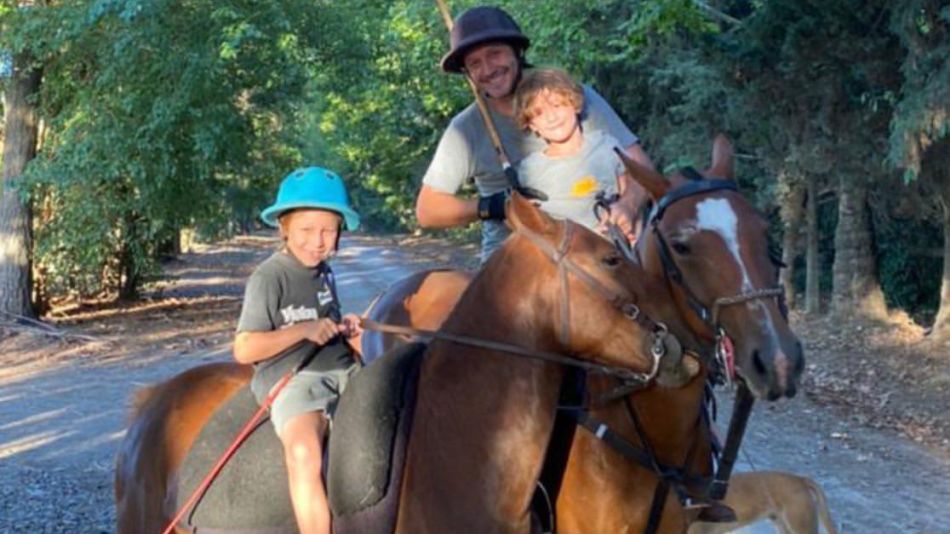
left=415, top=5, right=655, bottom=264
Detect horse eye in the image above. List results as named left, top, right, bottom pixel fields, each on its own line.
left=602, top=254, right=622, bottom=268
left=671, top=242, right=690, bottom=255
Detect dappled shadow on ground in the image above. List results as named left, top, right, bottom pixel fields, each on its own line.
left=794, top=309, right=950, bottom=455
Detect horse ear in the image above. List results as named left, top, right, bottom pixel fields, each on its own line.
left=706, top=134, right=735, bottom=180
left=613, top=147, right=669, bottom=201
left=508, top=191, right=557, bottom=236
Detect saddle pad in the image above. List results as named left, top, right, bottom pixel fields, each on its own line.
left=174, top=342, right=425, bottom=534
left=175, top=386, right=296, bottom=533
left=327, top=342, right=425, bottom=534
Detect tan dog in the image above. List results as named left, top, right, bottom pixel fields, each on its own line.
left=688, top=471, right=838, bottom=534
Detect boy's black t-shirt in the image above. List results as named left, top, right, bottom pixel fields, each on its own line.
left=237, top=251, right=353, bottom=399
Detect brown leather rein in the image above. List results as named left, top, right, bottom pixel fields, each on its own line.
left=360, top=220, right=677, bottom=386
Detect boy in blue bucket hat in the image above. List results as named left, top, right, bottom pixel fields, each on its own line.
left=233, top=166, right=362, bottom=534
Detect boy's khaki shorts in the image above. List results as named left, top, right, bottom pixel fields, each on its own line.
left=268, top=363, right=360, bottom=435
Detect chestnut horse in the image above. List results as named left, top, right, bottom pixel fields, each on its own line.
left=554, top=137, right=805, bottom=533
left=360, top=136, right=804, bottom=532
left=114, top=195, right=692, bottom=533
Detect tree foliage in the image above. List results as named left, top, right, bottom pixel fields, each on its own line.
left=1, top=0, right=948, bottom=327
left=3, top=0, right=356, bottom=297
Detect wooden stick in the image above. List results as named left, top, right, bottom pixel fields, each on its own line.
left=434, top=0, right=519, bottom=187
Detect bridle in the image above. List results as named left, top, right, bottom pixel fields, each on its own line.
left=516, top=219, right=676, bottom=372
left=644, top=172, right=785, bottom=383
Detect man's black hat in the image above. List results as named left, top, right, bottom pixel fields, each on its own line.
left=441, top=6, right=530, bottom=73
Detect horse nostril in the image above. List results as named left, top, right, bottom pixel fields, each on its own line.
left=752, top=349, right=767, bottom=377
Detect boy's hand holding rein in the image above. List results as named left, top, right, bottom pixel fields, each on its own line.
left=339, top=313, right=363, bottom=339
left=303, top=318, right=342, bottom=346
left=301, top=313, right=362, bottom=346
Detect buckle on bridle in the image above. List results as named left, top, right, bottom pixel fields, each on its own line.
left=714, top=328, right=734, bottom=387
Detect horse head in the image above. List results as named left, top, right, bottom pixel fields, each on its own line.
left=617, top=136, right=804, bottom=400
left=496, top=193, right=698, bottom=386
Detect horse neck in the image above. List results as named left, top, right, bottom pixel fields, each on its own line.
left=405, top=250, right=566, bottom=527
left=440, top=242, right=560, bottom=350
left=423, top=245, right=566, bottom=409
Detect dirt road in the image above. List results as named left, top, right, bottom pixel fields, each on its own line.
left=1, top=234, right=948, bottom=533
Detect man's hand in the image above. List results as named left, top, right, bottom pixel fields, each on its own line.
left=604, top=173, right=649, bottom=243
left=596, top=199, right=639, bottom=244
left=477, top=190, right=508, bottom=220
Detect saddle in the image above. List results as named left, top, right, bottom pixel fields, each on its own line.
left=174, top=342, right=426, bottom=534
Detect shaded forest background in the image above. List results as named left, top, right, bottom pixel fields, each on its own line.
left=1, top=0, right=948, bottom=341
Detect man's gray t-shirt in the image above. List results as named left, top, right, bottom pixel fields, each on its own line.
left=237, top=251, right=353, bottom=401
left=518, top=130, right=624, bottom=232
left=422, top=84, right=637, bottom=263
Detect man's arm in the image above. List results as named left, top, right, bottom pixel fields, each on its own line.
left=624, top=143, right=655, bottom=173
left=415, top=184, right=480, bottom=228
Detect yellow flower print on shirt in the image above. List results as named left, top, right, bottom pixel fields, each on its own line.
left=571, top=176, right=599, bottom=198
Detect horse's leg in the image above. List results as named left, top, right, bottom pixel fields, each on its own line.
left=114, top=362, right=251, bottom=534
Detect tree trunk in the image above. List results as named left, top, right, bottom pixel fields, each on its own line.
left=926, top=142, right=950, bottom=342
left=831, top=181, right=888, bottom=319
left=778, top=171, right=805, bottom=310
left=0, top=53, right=42, bottom=319
left=804, top=175, right=820, bottom=315
left=933, top=198, right=950, bottom=341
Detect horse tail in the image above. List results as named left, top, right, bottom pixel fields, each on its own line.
left=805, top=478, right=837, bottom=534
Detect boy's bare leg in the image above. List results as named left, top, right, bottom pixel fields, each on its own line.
left=280, top=412, right=330, bottom=534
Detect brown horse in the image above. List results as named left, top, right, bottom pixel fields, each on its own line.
left=360, top=136, right=804, bottom=532
left=392, top=192, right=700, bottom=533
left=553, top=137, right=805, bottom=533
left=114, top=194, right=692, bottom=533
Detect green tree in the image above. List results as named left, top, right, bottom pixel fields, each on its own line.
left=888, top=0, right=950, bottom=339
left=18, top=0, right=354, bottom=299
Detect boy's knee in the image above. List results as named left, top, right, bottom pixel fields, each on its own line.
left=284, top=438, right=322, bottom=470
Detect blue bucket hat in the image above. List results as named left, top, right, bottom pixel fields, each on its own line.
left=260, top=167, right=361, bottom=230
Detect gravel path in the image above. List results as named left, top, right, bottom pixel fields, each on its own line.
left=0, top=235, right=444, bottom=533
left=1, top=234, right=948, bottom=533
